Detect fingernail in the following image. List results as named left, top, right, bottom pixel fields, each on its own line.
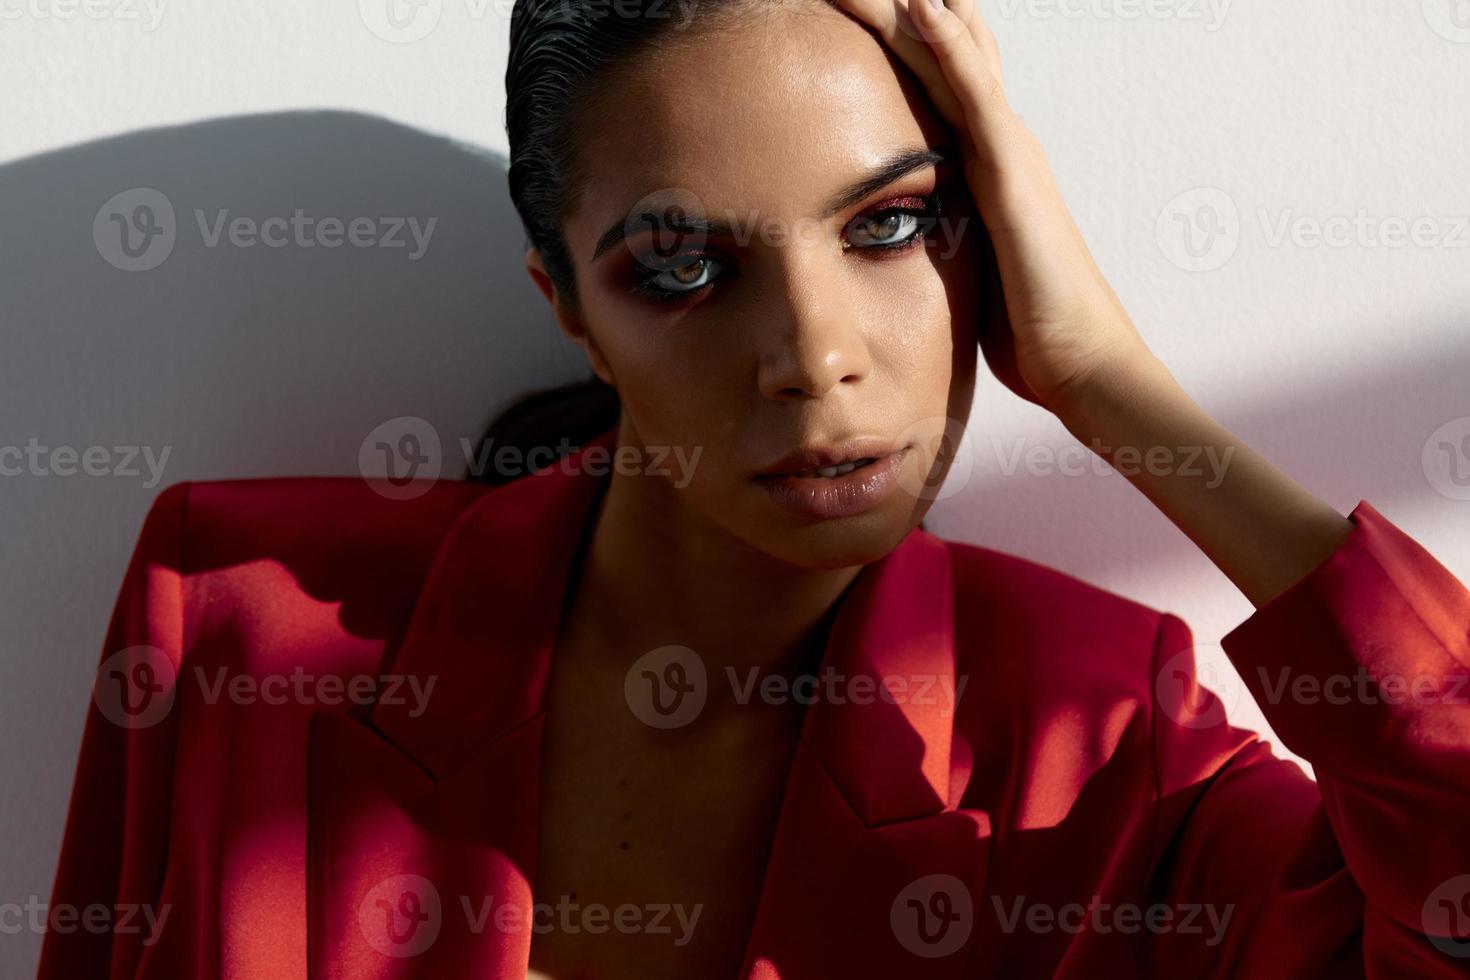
left=928, top=0, right=945, bottom=9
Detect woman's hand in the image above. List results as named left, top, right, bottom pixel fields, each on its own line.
left=837, top=0, right=1358, bottom=607
left=835, top=0, right=1154, bottom=415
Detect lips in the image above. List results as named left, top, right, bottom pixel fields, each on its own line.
left=774, top=457, right=880, bottom=480
left=754, top=440, right=907, bottom=480
left=754, top=443, right=912, bottom=521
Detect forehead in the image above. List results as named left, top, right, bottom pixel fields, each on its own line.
left=564, top=5, right=946, bottom=258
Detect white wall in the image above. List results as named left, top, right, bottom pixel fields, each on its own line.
left=4, top=1, right=1469, bottom=974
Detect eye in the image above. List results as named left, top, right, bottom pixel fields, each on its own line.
left=849, top=211, right=918, bottom=247
left=846, top=193, right=943, bottom=251
left=623, top=192, right=943, bottom=304
left=628, top=253, right=729, bottom=303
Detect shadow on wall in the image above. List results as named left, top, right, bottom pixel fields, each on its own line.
left=0, top=109, right=586, bottom=488
left=0, top=110, right=586, bottom=977
left=931, top=332, right=1470, bottom=591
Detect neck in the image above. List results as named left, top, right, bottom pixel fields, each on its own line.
left=569, top=452, right=863, bottom=684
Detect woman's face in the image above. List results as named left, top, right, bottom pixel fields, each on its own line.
left=532, top=3, right=982, bottom=569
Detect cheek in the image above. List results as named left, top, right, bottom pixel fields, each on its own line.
left=883, top=256, right=969, bottom=393
left=590, top=318, right=741, bottom=451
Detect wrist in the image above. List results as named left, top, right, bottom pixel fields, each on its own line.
left=1048, top=347, right=1178, bottom=437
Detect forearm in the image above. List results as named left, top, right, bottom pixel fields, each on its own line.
left=1051, top=354, right=1354, bottom=609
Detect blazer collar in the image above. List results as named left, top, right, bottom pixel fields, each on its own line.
left=368, top=426, right=962, bottom=826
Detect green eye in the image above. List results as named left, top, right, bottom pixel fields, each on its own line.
left=846, top=191, right=946, bottom=250
left=849, top=210, right=923, bottom=248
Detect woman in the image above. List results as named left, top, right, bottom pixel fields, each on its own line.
left=39, top=0, right=1470, bottom=977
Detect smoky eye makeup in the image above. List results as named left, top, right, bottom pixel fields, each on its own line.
left=621, top=188, right=947, bottom=305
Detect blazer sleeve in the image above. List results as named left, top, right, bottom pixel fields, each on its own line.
left=1139, top=500, right=1470, bottom=978
left=37, top=482, right=191, bottom=980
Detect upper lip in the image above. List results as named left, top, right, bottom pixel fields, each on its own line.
left=754, top=439, right=907, bottom=478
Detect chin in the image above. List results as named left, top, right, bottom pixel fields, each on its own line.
left=753, top=509, right=924, bottom=570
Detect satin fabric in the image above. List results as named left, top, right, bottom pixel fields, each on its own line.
left=38, top=427, right=1470, bottom=977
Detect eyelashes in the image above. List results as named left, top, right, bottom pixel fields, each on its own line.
left=626, top=192, right=945, bottom=305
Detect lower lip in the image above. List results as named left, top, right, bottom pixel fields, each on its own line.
left=756, top=448, right=910, bottom=522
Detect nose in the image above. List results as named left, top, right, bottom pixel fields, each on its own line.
left=756, top=258, right=873, bottom=401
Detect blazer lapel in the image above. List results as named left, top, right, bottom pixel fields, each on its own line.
left=307, top=426, right=989, bottom=978
left=738, top=528, right=993, bottom=978
left=305, top=429, right=615, bottom=978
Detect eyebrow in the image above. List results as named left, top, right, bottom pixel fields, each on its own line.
left=591, top=146, right=947, bottom=263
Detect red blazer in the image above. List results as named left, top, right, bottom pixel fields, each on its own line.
left=38, top=428, right=1470, bottom=978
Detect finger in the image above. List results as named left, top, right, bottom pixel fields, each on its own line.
left=961, top=2, right=1005, bottom=90
left=910, top=0, right=1032, bottom=178
left=833, top=0, right=969, bottom=130
left=906, top=0, right=1004, bottom=93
